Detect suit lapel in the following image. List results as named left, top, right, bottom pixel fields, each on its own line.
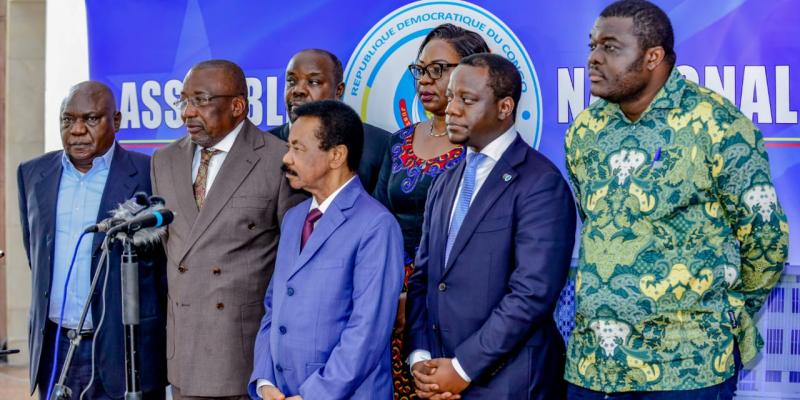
left=442, top=136, right=526, bottom=274
left=171, top=136, right=200, bottom=228
left=179, top=121, right=263, bottom=262
left=32, top=153, right=64, bottom=292
left=287, top=178, right=360, bottom=280
left=92, top=144, right=138, bottom=255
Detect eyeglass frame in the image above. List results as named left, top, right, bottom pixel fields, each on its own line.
left=173, top=94, right=243, bottom=110
left=407, top=62, right=459, bottom=80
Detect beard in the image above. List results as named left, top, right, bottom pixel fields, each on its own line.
left=598, top=55, right=649, bottom=104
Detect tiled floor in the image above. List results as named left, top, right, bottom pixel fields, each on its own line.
left=0, top=364, right=34, bottom=400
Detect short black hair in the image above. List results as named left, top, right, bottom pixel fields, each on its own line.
left=417, top=23, right=490, bottom=59
left=600, top=0, right=676, bottom=67
left=299, top=49, right=344, bottom=86
left=191, top=59, right=249, bottom=103
left=460, top=53, right=522, bottom=120
left=293, top=100, right=363, bottom=172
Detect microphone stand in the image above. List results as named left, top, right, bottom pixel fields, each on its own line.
left=119, top=233, right=142, bottom=400
left=51, top=238, right=110, bottom=400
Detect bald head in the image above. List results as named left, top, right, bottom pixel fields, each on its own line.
left=62, top=81, right=117, bottom=115
left=189, top=59, right=248, bottom=101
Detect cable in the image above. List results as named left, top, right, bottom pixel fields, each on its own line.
left=45, top=231, right=91, bottom=400
left=80, top=236, right=111, bottom=400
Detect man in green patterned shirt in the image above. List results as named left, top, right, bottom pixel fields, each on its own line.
left=564, top=1, right=790, bottom=398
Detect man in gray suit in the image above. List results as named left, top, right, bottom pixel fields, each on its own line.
left=151, top=59, right=305, bottom=399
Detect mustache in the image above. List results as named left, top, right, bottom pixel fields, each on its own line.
left=281, top=164, right=297, bottom=176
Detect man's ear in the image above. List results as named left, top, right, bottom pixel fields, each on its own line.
left=645, top=46, right=666, bottom=71
left=231, top=96, right=248, bottom=118
left=329, top=144, right=349, bottom=169
left=497, top=97, right=515, bottom=121
left=335, top=82, right=345, bottom=100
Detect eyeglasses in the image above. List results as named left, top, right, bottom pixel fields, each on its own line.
left=173, top=94, right=241, bottom=110
left=408, top=62, right=459, bottom=80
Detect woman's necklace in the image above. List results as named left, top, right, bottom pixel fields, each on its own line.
left=428, top=120, right=447, bottom=137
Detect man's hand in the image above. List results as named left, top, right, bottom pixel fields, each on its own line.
left=411, top=360, right=461, bottom=399
left=259, top=385, right=286, bottom=400
left=286, top=397, right=303, bottom=400
left=394, top=292, right=407, bottom=335
left=426, top=358, right=469, bottom=395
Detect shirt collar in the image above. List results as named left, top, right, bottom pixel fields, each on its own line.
left=196, top=120, right=245, bottom=154
left=61, top=141, right=115, bottom=174
left=310, top=175, right=357, bottom=214
left=465, top=125, right=517, bottom=162
left=600, top=67, right=687, bottom=121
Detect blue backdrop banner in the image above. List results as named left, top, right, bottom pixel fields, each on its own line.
left=85, top=1, right=798, bottom=397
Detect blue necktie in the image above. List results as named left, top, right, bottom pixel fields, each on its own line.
left=445, top=152, right=487, bottom=265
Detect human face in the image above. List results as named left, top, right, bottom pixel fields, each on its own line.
left=180, top=67, right=245, bottom=148
left=285, top=52, right=343, bottom=122
left=445, top=65, right=513, bottom=151
left=60, top=85, right=120, bottom=173
left=413, top=39, right=462, bottom=114
left=282, top=116, right=333, bottom=194
left=587, top=17, right=648, bottom=103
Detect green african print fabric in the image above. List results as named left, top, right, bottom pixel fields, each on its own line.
left=563, top=68, right=789, bottom=392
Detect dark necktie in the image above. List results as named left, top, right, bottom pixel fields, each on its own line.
left=301, top=208, right=323, bottom=251
left=193, top=148, right=221, bottom=209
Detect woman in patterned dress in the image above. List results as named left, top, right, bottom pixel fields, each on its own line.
left=372, top=23, right=490, bottom=399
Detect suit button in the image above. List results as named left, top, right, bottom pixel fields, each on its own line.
left=432, top=324, right=438, bottom=331
left=212, top=267, right=221, bottom=276
left=276, top=364, right=283, bottom=372
left=248, top=222, right=256, bottom=230
left=216, top=303, right=224, bottom=310
left=178, top=265, right=187, bottom=273
left=438, top=283, right=447, bottom=292
left=44, top=290, right=49, bottom=298
left=287, top=287, right=294, bottom=296
left=279, top=326, right=287, bottom=335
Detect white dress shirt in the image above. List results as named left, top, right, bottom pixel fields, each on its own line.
left=256, top=175, right=357, bottom=397
left=191, top=120, right=244, bottom=191
left=409, top=126, right=517, bottom=383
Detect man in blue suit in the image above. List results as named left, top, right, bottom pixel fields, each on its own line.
left=18, top=81, right=167, bottom=399
left=405, top=54, right=576, bottom=399
left=249, top=100, right=404, bottom=400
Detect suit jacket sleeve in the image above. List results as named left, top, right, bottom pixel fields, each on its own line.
left=248, top=278, right=276, bottom=398
left=404, top=182, right=436, bottom=355
left=17, top=165, right=32, bottom=267
left=454, top=171, right=576, bottom=380
left=298, top=213, right=404, bottom=400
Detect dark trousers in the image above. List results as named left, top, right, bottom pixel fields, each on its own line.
left=567, top=348, right=741, bottom=400
left=38, top=321, right=164, bottom=400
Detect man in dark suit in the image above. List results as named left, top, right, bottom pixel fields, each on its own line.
left=151, top=60, right=305, bottom=399
left=269, top=49, right=390, bottom=193
left=18, top=81, right=167, bottom=399
left=405, top=54, right=576, bottom=399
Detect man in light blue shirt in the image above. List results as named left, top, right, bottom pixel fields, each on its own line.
left=18, top=81, right=168, bottom=399
left=50, top=141, right=113, bottom=330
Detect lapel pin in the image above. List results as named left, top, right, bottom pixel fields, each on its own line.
left=503, top=173, right=512, bottom=182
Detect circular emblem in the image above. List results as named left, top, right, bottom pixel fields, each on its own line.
left=343, top=0, right=542, bottom=148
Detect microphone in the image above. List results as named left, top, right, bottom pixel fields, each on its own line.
left=107, top=209, right=175, bottom=237
left=84, top=217, right=127, bottom=233
left=83, top=193, right=152, bottom=233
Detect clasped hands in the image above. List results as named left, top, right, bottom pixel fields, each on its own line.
left=411, top=358, right=469, bottom=399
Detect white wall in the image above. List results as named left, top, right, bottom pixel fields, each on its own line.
left=45, top=0, right=89, bottom=151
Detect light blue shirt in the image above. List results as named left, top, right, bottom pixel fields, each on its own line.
left=49, top=144, right=115, bottom=329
